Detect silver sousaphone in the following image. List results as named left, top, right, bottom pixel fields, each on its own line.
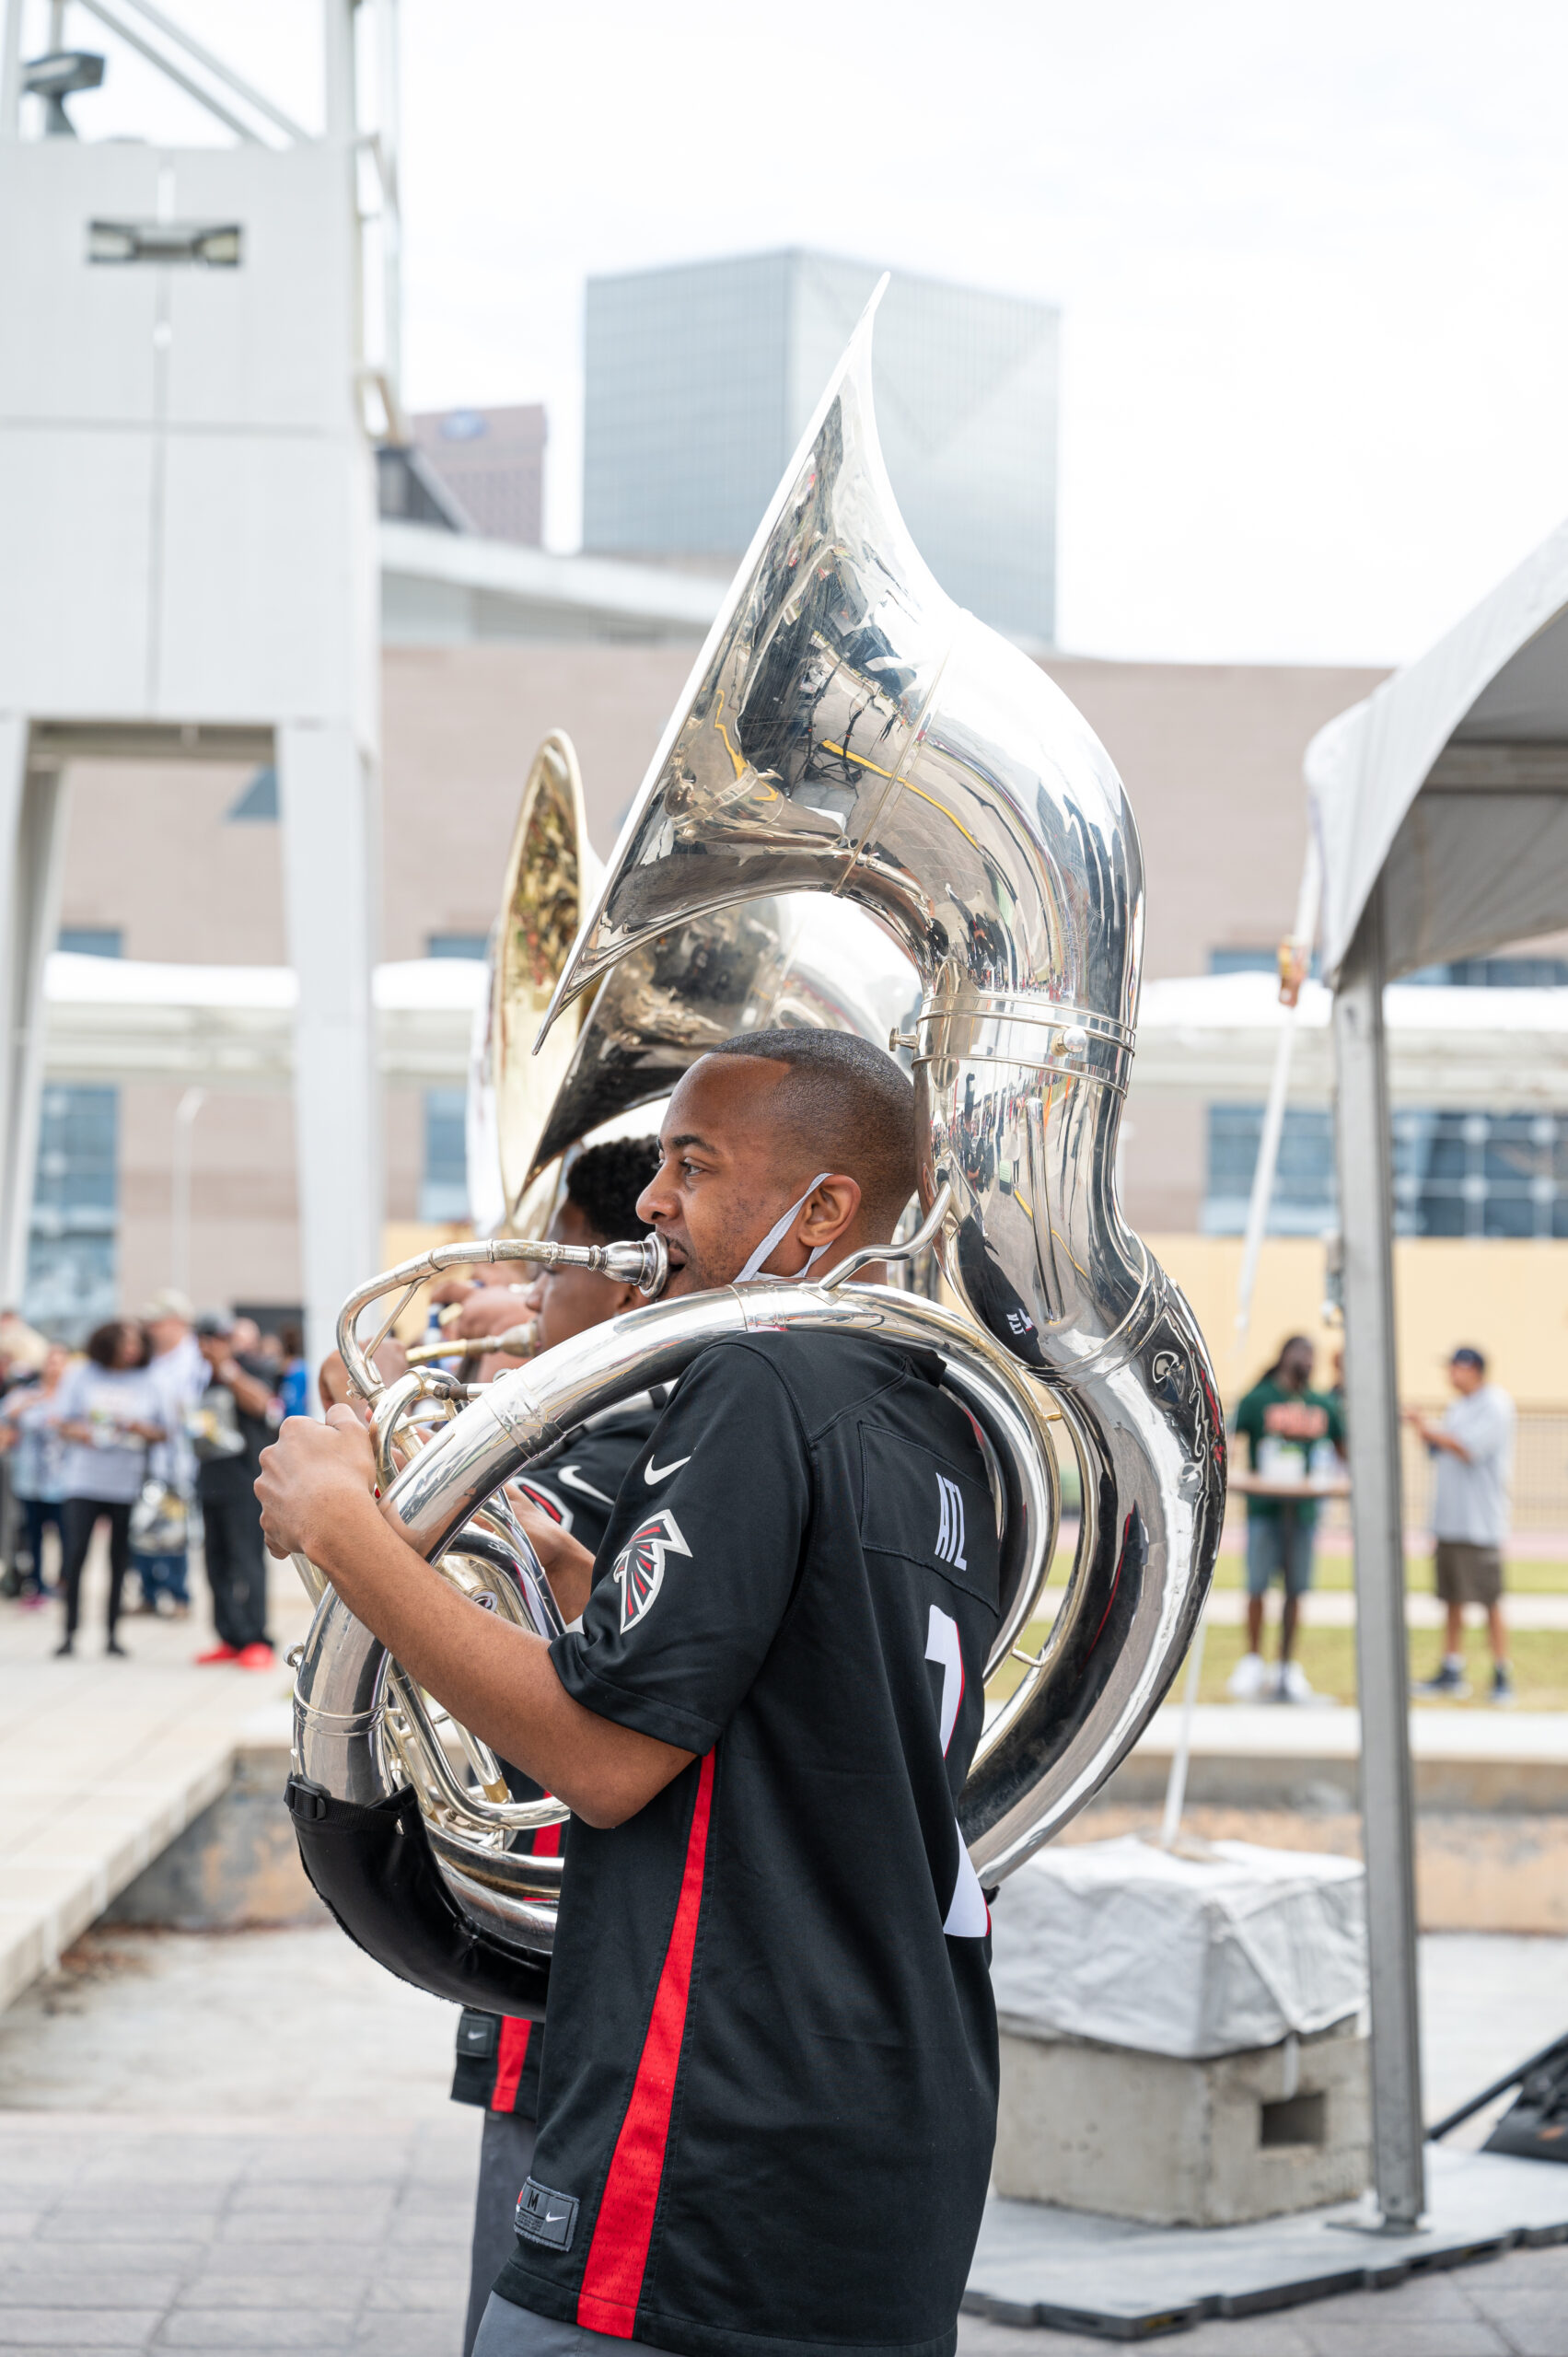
left=286, top=285, right=1226, bottom=2014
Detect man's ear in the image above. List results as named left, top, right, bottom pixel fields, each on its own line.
left=800, top=1174, right=861, bottom=1248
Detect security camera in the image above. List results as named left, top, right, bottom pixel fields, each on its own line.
left=22, top=50, right=105, bottom=137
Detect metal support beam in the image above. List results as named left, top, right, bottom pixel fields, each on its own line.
left=0, top=722, right=73, bottom=1307
left=374, top=0, right=402, bottom=404
left=0, top=0, right=23, bottom=136
left=277, top=722, right=382, bottom=1376
left=322, top=0, right=356, bottom=143
left=1332, top=876, right=1426, bottom=2230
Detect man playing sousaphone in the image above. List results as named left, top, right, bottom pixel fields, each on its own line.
left=258, top=1028, right=1001, bottom=2357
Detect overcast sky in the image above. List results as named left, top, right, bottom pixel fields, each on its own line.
left=35, top=0, right=1568, bottom=668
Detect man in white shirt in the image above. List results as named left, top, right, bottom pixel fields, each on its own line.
left=1405, top=1346, right=1515, bottom=1703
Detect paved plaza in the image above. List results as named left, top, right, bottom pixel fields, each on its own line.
left=0, top=1917, right=1562, bottom=2351
left=0, top=1546, right=1565, bottom=2349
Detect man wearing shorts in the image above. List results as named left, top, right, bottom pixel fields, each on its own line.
left=1408, top=1346, right=1516, bottom=1704
left=1230, top=1335, right=1343, bottom=1704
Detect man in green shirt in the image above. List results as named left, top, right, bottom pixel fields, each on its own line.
left=1230, top=1335, right=1345, bottom=1703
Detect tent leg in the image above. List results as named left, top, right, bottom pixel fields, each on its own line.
left=278, top=723, right=383, bottom=1378
left=0, top=725, right=71, bottom=1310
left=1333, top=877, right=1425, bottom=2230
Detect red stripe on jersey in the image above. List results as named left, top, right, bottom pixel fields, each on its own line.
left=491, top=2016, right=531, bottom=2111
left=489, top=1815, right=563, bottom=2109
left=575, top=1751, right=715, bottom=2338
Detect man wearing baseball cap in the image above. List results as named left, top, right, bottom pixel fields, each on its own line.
left=1405, top=1347, right=1515, bottom=1703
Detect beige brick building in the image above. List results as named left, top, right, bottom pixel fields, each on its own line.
left=43, top=610, right=1380, bottom=1325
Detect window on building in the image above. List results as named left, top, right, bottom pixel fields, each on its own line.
left=421, top=1086, right=469, bottom=1223
left=1206, top=1105, right=1568, bottom=1241
left=27, top=931, right=124, bottom=1333
left=57, top=926, right=123, bottom=958
left=1402, top=957, right=1568, bottom=988
left=1392, top=1110, right=1568, bottom=1239
left=1208, top=946, right=1321, bottom=981
left=420, top=941, right=483, bottom=1221
left=1202, top=946, right=1568, bottom=1238
left=226, top=766, right=278, bottom=822
left=1204, top=1107, right=1337, bottom=1237
left=26, top=1086, right=119, bottom=1333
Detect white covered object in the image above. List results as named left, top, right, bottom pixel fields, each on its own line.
left=989, top=1837, right=1366, bottom=2061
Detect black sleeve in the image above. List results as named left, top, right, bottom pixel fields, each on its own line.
left=515, top=1406, right=658, bottom=1555
left=549, top=1342, right=809, bottom=1753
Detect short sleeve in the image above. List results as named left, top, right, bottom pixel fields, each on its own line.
left=1234, top=1388, right=1261, bottom=1446
left=1465, top=1393, right=1510, bottom=1464
left=549, top=1341, right=810, bottom=1753
left=1326, top=1393, right=1346, bottom=1448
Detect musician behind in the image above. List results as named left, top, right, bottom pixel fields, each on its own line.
left=257, top=1029, right=1001, bottom=2357
left=442, top=1136, right=665, bottom=2357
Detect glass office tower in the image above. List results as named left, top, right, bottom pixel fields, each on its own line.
left=583, top=250, right=1057, bottom=645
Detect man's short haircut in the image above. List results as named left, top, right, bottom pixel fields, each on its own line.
left=565, top=1137, right=659, bottom=1246
left=705, top=1028, right=918, bottom=1237
left=1451, top=1345, right=1487, bottom=1374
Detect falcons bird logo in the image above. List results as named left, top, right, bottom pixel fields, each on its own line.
left=611, top=1510, right=691, bottom=1632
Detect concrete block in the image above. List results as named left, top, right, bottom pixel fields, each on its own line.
left=104, top=1747, right=319, bottom=1933
left=993, top=2017, right=1370, bottom=2226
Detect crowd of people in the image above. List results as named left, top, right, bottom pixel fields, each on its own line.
left=0, top=1293, right=308, bottom=1664
left=1228, top=1329, right=1516, bottom=1705
left=0, top=1283, right=1523, bottom=1715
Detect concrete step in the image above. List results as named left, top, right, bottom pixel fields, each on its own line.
left=1119, top=1701, right=1568, bottom=1807
left=0, top=1556, right=313, bottom=2012
left=1200, top=1588, right=1568, bottom=1628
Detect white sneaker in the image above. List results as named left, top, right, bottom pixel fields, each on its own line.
left=1276, top=1660, right=1314, bottom=1704
left=1226, top=1651, right=1268, bottom=1701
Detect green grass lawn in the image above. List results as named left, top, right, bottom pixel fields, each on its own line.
left=993, top=1534, right=1568, bottom=1711
left=987, top=1615, right=1568, bottom=1711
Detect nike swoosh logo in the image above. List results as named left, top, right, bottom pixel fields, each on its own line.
left=645, top=1454, right=691, bottom=1486
left=557, top=1467, right=614, bottom=1506
left=545, top=2211, right=568, bottom=2224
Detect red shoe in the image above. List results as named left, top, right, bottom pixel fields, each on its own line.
left=194, top=1643, right=240, bottom=1665
left=236, top=1642, right=275, bottom=1670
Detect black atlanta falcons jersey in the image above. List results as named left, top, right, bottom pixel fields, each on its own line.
left=494, top=1330, right=1001, bottom=2357
left=450, top=1398, right=662, bottom=2122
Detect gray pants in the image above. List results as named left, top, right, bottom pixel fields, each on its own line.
left=463, top=2112, right=538, bottom=2357
left=472, top=2290, right=673, bottom=2354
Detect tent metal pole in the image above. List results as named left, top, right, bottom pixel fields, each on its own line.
left=1234, top=837, right=1321, bottom=1369
left=1332, top=877, right=1425, bottom=2230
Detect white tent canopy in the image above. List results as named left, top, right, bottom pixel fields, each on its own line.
left=41, top=952, right=481, bottom=1089
left=1309, top=519, right=1568, bottom=982
left=45, top=953, right=1568, bottom=1107
left=1303, top=508, right=1568, bottom=2237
